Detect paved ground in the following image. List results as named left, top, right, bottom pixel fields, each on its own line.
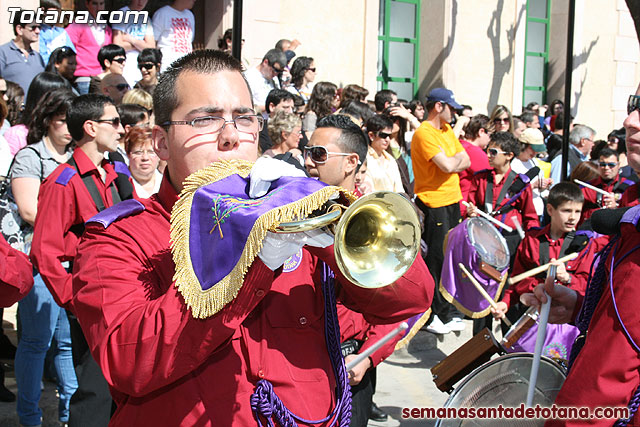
left=369, top=323, right=475, bottom=427
left=0, top=303, right=482, bottom=427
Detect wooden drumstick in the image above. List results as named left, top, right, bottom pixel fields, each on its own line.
left=462, top=201, right=514, bottom=233
left=507, top=252, right=579, bottom=285
left=459, top=263, right=512, bottom=328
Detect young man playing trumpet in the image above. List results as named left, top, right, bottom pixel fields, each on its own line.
left=69, top=50, right=434, bottom=426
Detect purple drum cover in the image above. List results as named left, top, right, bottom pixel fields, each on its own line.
left=505, top=322, right=579, bottom=361
left=440, top=218, right=508, bottom=317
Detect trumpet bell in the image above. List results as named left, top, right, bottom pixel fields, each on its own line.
left=334, top=192, right=421, bottom=288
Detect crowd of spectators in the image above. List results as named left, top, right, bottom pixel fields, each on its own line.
left=0, top=1, right=635, bottom=426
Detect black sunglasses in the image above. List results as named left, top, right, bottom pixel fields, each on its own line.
left=306, top=67, right=316, bottom=72
left=377, top=131, right=392, bottom=139
left=94, top=117, right=121, bottom=127
left=110, top=83, right=130, bottom=91
left=138, top=63, right=155, bottom=71
left=112, top=57, right=126, bottom=64
left=598, top=162, right=618, bottom=168
left=628, top=95, right=640, bottom=115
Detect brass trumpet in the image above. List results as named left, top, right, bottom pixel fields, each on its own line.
left=275, top=191, right=421, bottom=288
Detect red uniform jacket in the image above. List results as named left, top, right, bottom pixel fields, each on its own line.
left=546, top=221, right=640, bottom=426
left=30, top=148, right=133, bottom=310
left=501, top=225, right=597, bottom=309
left=465, top=167, right=539, bottom=231
left=0, top=238, right=33, bottom=307
left=71, top=176, right=434, bottom=426
left=581, top=175, right=634, bottom=221
left=620, top=182, right=640, bottom=208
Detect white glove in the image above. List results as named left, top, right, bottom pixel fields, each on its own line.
left=258, top=229, right=334, bottom=271
left=249, top=157, right=307, bottom=198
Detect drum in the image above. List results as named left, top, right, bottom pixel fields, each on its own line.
left=435, top=353, right=566, bottom=427
left=440, top=217, right=510, bottom=317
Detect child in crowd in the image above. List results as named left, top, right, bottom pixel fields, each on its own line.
left=465, top=131, right=539, bottom=255
left=492, top=183, right=599, bottom=322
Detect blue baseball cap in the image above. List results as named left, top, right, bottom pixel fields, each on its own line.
left=426, top=88, right=463, bottom=110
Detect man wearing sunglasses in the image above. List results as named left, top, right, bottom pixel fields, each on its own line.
left=580, top=147, right=634, bottom=221
left=67, top=50, right=433, bottom=426
left=523, top=85, right=640, bottom=427
left=31, top=94, right=135, bottom=426
left=411, top=87, right=470, bottom=334
left=0, top=9, right=45, bottom=97
left=100, top=73, right=131, bottom=105
left=244, top=48, right=288, bottom=114
left=305, top=114, right=414, bottom=425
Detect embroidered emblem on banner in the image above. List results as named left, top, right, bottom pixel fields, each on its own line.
left=283, top=249, right=303, bottom=273
left=210, top=188, right=285, bottom=238
left=543, top=342, right=569, bottom=360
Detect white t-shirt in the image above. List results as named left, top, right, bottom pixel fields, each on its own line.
left=112, top=6, right=154, bottom=87
left=152, top=5, right=194, bottom=72
left=244, top=67, right=278, bottom=110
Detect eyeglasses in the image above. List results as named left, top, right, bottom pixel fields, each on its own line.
left=112, top=57, right=126, bottom=64
left=306, top=67, right=316, bottom=72
left=110, top=83, right=130, bottom=91
left=269, top=63, right=283, bottom=74
left=130, top=149, right=157, bottom=158
left=93, top=117, right=121, bottom=127
left=138, top=63, right=155, bottom=71
left=598, top=162, right=618, bottom=168
left=303, top=145, right=353, bottom=164
left=24, top=25, right=40, bottom=31
left=161, top=115, right=264, bottom=134
left=493, top=118, right=510, bottom=124
left=377, top=131, right=392, bottom=139
left=628, top=95, right=640, bottom=115
left=487, top=148, right=508, bottom=156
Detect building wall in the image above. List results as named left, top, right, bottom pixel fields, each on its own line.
left=235, top=0, right=380, bottom=96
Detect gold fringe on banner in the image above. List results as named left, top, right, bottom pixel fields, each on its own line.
left=170, top=159, right=351, bottom=319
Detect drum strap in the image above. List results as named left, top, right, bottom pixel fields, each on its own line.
left=538, top=231, right=575, bottom=268
left=484, top=170, right=517, bottom=215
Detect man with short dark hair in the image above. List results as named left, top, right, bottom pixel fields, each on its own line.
left=411, top=87, right=470, bottom=334
left=69, top=49, right=433, bottom=426
left=374, top=89, right=397, bottom=113
left=580, top=147, right=633, bottom=221
left=31, top=93, right=133, bottom=426
left=520, top=110, right=540, bottom=129
left=0, top=9, right=45, bottom=96
left=245, top=49, right=288, bottom=113
left=259, top=88, right=295, bottom=153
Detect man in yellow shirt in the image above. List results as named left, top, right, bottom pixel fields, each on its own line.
left=412, top=87, right=470, bottom=334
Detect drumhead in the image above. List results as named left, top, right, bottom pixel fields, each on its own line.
left=466, top=217, right=510, bottom=271
left=435, top=353, right=566, bottom=426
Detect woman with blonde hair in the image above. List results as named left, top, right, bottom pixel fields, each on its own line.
left=264, top=110, right=303, bottom=166
left=122, top=88, right=153, bottom=113
left=489, top=104, right=514, bottom=134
